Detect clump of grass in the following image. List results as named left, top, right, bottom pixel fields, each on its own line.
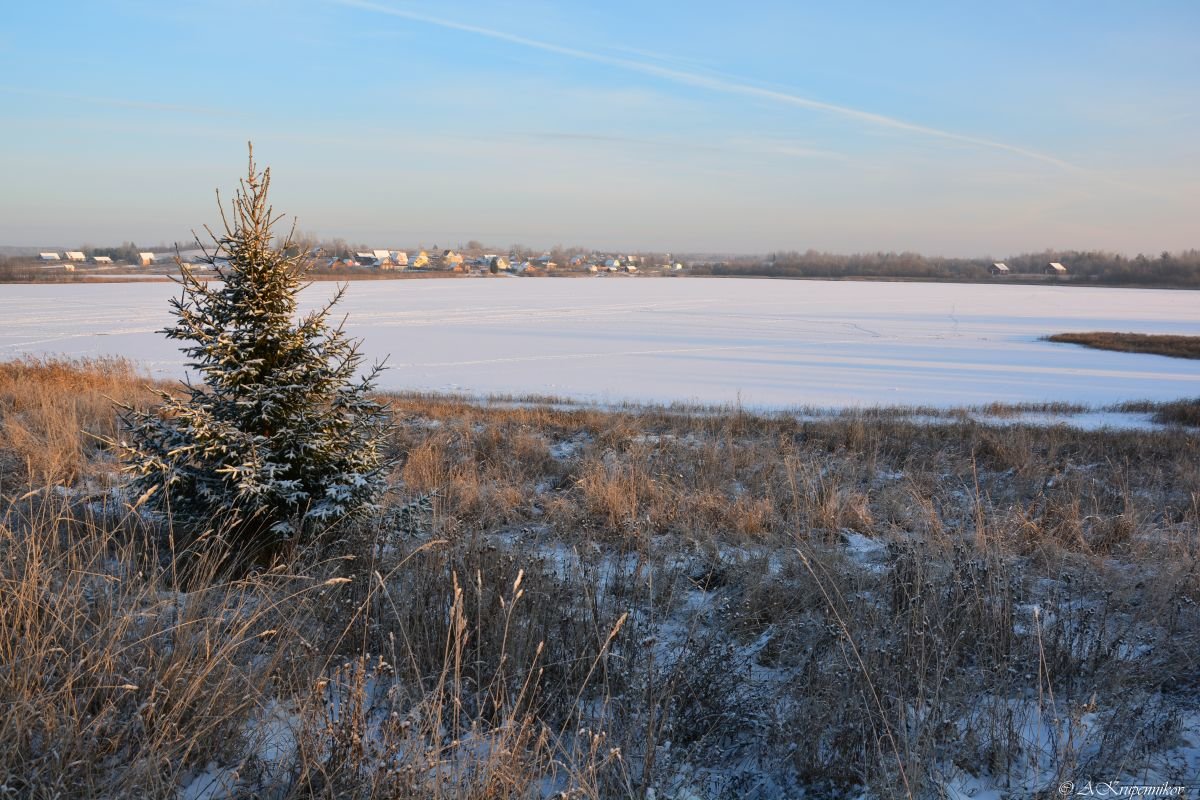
left=1152, top=398, right=1200, bottom=427
left=0, top=488, right=627, bottom=799
left=1045, top=331, right=1200, bottom=359
left=0, top=490, right=308, bottom=796
left=0, top=356, right=160, bottom=486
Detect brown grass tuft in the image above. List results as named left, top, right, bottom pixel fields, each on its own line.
left=1045, top=331, right=1200, bottom=359
left=0, top=356, right=160, bottom=486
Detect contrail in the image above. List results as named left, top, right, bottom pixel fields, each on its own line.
left=333, top=0, right=1081, bottom=172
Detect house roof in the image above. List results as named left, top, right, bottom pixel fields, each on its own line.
left=992, top=262, right=1009, bottom=270
left=39, top=252, right=60, bottom=260
left=1047, top=262, right=1067, bottom=271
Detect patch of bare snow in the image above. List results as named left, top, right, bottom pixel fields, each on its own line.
left=549, top=431, right=591, bottom=460
left=970, top=410, right=1161, bottom=431
left=840, top=530, right=889, bottom=573
left=177, top=762, right=238, bottom=800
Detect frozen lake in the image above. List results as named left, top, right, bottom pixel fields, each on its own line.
left=1, top=278, right=1198, bottom=408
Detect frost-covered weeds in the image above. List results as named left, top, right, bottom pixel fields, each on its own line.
left=1, top=358, right=1199, bottom=798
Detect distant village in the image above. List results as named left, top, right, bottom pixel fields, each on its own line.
left=12, top=246, right=1198, bottom=289
left=24, top=247, right=688, bottom=278
left=989, top=261, right=1070, bottom=277
left=319, top=248, right=687, bottom=275
left=24, top=249, right=1073, bottom=279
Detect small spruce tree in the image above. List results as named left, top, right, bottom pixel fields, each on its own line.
left=121, top=147, right=393, bottom=551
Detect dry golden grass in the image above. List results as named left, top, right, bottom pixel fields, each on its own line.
left=1046, top=331, right=1200, bottom=359
left=2, top=358, right=1199, bottom=798
left=0, top=492, right=308, bottom=796
left=1153, top=398, right=1200, bottom=427
left=0, top=356, right=160, bottom=486
left=0, top=494, right=633, bottom=798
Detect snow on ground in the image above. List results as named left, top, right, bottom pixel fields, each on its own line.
left=967, top=410, right=1162, bottom=430
left=2, top=278, right=1198, bottom=408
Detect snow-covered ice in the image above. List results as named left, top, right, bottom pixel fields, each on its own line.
left=2, top=278, right=1198, bottom=408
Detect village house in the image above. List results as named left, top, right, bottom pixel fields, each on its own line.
left=990, top=262, right=1010, bottom=275
left=1045, top=262, right=1068, bottom=276
left=38, top=252, right=60, bottom=262
left=137, top=252, right=156, bottom=267
left=92, top=256, right=113, bottom=265
left=65, top=251, right=87, bottom=262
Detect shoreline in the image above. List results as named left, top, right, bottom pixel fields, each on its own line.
left=3, top=271, right=1200, bottom=291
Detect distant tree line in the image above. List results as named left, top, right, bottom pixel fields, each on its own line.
left=4, top=241, right=1198, bottom=288
left=0, top=259, right=37, bottom=281
left=88, top=241, right=151, bottom=262
left=690, top=249, right=1200, bottom=288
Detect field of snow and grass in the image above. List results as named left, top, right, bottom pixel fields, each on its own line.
left=1, top=278, right=1197, bottom=409
left=3, top=358, right=1199, bottom=799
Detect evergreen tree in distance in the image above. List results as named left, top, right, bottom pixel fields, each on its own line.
left=121, top=146, right=393, bottom=554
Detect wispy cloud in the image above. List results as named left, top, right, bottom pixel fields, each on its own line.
left=526, top=131, right=850, bottom=164
left=332, top=0, right=1082, bottom=172
left=730, top=137, right=853, bottom=162
left=0, top=86, right=238, bottom=119
left=525, top=131, right=738, bottom=158
left=530, top=131, right=682, bottom=148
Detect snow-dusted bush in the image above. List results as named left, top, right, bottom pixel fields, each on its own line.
left=120, top=148, right=392, bottom=551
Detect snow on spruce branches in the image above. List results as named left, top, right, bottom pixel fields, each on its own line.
left=120, top=148, right=393, bottom=543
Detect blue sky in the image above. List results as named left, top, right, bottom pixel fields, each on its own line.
left=1, top=0, right=1196, bottom=255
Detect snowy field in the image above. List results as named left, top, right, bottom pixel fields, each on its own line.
left=1, top=278, right=1197, bottom=408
